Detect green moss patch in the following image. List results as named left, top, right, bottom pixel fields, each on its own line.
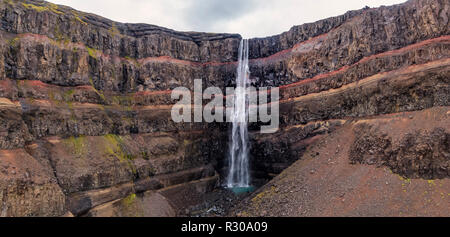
left=122, top=193, right=136, bottom=206
left=22, top=2, right=63, bottom=14
left=103, top=134, right=135, bottom=161
left=123, top=56, right=141, bottom=67
left=103, top=134, right=137, bottom=175
left=71, top=10, right=87, bottom=25
left=63, top=89, right=75, bottom=102
left=64, top=135, right=87, bottom=157
left=109, top=22, right=120, bottom=36
left=3, top=0, right=14, bottom=6
left=8, top=37, right=19, bottom=47
left=89, top=77, right=106, bottom=102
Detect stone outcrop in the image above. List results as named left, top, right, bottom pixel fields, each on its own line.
left=349, top=118, right=449, bottom=179
left=0, top=0, right=448, bottom=216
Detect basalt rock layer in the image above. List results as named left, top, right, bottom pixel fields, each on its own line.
left=0, top=0, right=449, bottom=216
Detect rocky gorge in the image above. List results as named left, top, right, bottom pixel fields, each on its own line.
left=0, top=0, right=448, bottom=217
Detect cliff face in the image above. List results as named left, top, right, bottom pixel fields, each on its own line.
left=0, top=0, right=448, bottom=217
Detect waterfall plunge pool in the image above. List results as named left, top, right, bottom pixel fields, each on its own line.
left=230, top=186, right=256, bottom=195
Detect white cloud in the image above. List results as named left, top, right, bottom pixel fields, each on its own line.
left=46, top=0, right=407, bottom=38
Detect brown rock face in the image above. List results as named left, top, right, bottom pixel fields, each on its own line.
left=350, top=124, right=449, bottom=179
left=0, top=0, right=448, bottom=216
left=0, top=149, right=65, bottom=216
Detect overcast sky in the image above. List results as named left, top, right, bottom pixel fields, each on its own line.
left=46, top=0, right=407, bottom=38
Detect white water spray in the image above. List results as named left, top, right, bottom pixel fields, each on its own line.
left=227, top=39, right=251, bottom=188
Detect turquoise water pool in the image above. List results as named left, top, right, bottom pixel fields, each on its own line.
left=230, top=186, right=255, bottom=195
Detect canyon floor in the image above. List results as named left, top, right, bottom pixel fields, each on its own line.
left=232, top=107, right=450, bottom=217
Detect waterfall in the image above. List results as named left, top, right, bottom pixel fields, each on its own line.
left=227, top=39, right=250, bottom=188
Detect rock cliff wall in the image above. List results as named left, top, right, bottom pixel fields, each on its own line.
left=0, top=0, right=448, bottom=216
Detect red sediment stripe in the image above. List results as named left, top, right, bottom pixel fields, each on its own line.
left=26, top=80, right=52, bottom=88
left=8, top=79, right=170, bottom=97
left=276, top=58, right=450, bottom=105
left=279, top=65, right=351, bottom=90
left=4, top=80, right=97, bottom=93
left=135, top=34, right=449, bottom=69
left=10, top=33, right=450, bottom=98
left=15, top=33, right=236, bottom=67
left=22, top=33, right=50, bottom=41
left=127, top=33, right=328, bottom=67
left=279, top=35, right=450, bottom=90
left=250, top=33, right=328, bottom=65
left=0, top=79, right=13, bottom=88
left=18, top=80, right=96, bottom=91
